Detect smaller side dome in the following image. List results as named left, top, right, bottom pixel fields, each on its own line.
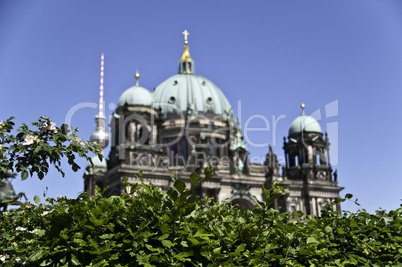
left=91, top=155, right=107, bottom=168
left=118, top=72, right=152, bottom=107
left=118, top=85, right=153, bottom=107
left=289, top=115, right=322, bottom=135
left=85, top=155, right=107, bottom=175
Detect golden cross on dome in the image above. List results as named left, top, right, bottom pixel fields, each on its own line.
left=182, top=30, right=190, bottom=44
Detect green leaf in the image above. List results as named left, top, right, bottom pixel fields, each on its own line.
left=71, top=254, right=81, bottom=266
left=162, top=239, right=174, bottom=248
left=235, top=243, right=246, bottom=254
left=99, top=233, right=114, bottom=239
left=72, top=163, right=79, bottom=172
left=159, top=233, right=169, bottom=240
left=160, top=223, right=170, bottom=234
left=306, top=237, right=317, bottom=244
left=34, top=195, right=41, bottom=203
left=21, top=170, right=29, bottom=180
left=29, top=250, right=48, bottom=262
left=174, top=251, right=194, bottom=260
left=174, top=178, right=186, bottom=193
left=61, top=124, right=69, bottom=134
left=337, top=228, right=345, bottom=235
left=188, top=237, right=200, bottom=245
left=73, top=238, right=86, bottom=245
left=345, top=193, right=353, bottom=199
left=213, top=247, right=222, bottom=255
left=167, top=187, right=178, bottom=201
left=190, top=172, right=199, bottom=185
left=203, top=166, right=213, bottom=180
left=262, top=185, right=270, bottom=199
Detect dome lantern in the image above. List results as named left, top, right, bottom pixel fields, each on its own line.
left=178, top=29, right=194, bottom=74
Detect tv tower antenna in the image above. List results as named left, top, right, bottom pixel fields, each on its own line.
left=90, top=52, right=109, bottom=149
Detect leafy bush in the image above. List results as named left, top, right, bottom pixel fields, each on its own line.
left=1, top=168, right=402, bottom=266
left=1, top=117, right=401, bottom=266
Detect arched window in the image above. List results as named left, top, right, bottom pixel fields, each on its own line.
left=290, top=205, right=296, bottom=212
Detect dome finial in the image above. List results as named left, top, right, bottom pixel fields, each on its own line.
left=301, top=102, right=305, bottom=115
left=179, top=30, right=194, bottom=74
left=135, top=71, right=140, bottom=86
left=182, top=29, right=189, bottom=45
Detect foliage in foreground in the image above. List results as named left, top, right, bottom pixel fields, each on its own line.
left=1, top=168, right=402, bottom=266
left=0, top=116, right=102, bottom=180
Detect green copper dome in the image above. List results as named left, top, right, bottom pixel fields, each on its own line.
left=152, top=31, right=232, bottom=118
left=153, top=73, right=232, bottom=118
left=91, top=155, right=107, bottom=168
left=289, top=114, right=322, bottom=135
left=118, top=85, right=153, bottom=107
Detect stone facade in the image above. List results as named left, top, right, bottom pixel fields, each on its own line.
left=84, top=33, right=343, bottom=216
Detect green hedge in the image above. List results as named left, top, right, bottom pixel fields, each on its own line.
left=1, top=168, right=401, bottom=266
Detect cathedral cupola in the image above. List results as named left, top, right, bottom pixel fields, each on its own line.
left=280, top=103, right=342, bottom=216
left=118, top=71, right=153, bottom=107
left=153, top=30, right=232, bottom=118
left=178, top=30, right=194, bottom=74
left=283, top=103, right=332, bottom=180
left=288, top=103, right=322, bottom=136
left=90, top=53, right=110, bottom=149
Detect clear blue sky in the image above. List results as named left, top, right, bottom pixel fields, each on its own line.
left=1, top=0, right=401, bottom=213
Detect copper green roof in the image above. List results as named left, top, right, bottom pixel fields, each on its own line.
left=289, top=114, right=322, bottom=135
left=152, top=73, right=232, bottom=118
left=118, top=85, right=153, bottom=107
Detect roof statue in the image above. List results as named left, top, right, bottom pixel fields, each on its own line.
left=230, top=119, right=246, bottom=151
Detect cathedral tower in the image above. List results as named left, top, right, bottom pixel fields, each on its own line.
left=279, top=104, right=342, bottom=216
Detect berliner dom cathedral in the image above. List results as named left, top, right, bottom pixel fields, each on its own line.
left=84, top=31, right=343, bottom=215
